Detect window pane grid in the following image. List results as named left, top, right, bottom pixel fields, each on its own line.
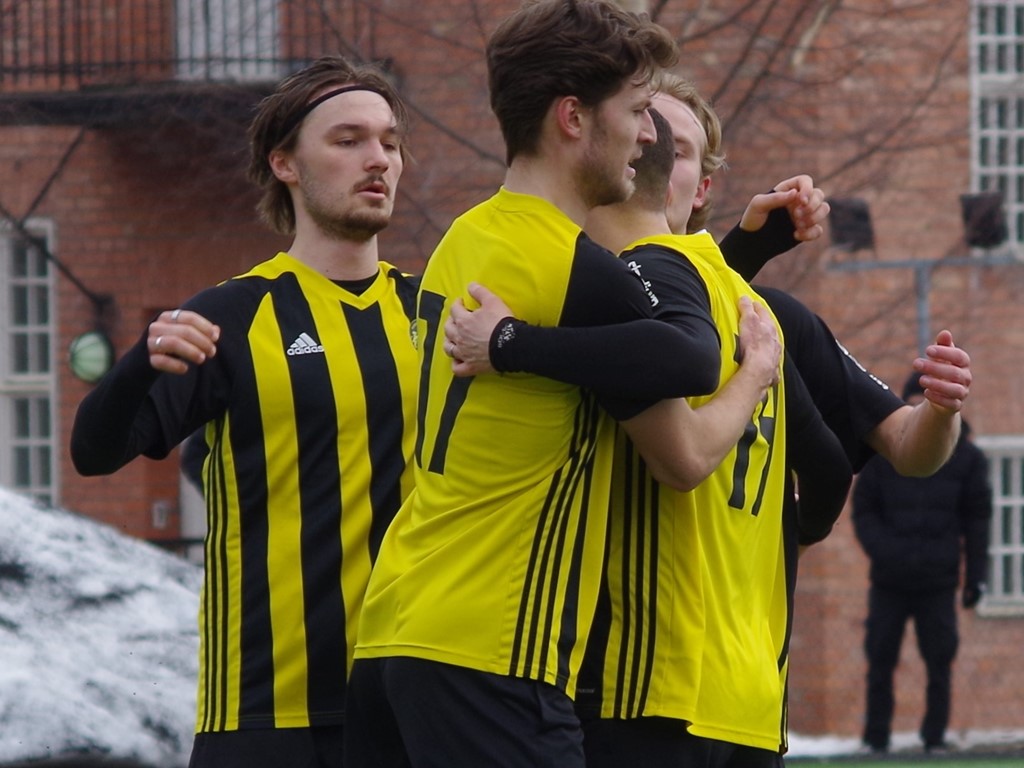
left=1, top=226, right=56, bottom=506
left=5, top=395, right=55, bottom=502
left=972, top=2, right=1024, bottom=246
left=6, top=237, right=52, bottom=377
left=985, top=449, right=1024, bottom=604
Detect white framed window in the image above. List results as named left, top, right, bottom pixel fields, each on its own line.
left=970, top=1, right=1024, bottom=249
left=0, top=222, right=58, bottom=507
left=175, top=0, right=281, bottom=82
left=975, top=435, right=1024, bottom=615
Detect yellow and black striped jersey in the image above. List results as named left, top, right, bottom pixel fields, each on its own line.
left=72, top=252, right=420, bottom=732
left=580, top=232, right=791, bottom=751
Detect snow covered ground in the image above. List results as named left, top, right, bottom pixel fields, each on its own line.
left=0, top=487, right=200, bottom=766
left=0, top=485, right=1020, bottom=766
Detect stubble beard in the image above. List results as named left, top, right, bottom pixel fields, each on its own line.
left=579, top=127, right=634, bottom=209
left=578, top=160, right=634, bottom=210
left=306, top=197, right=391, bottom=243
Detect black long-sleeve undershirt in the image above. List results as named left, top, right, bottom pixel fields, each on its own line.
left=489, top=242, right=720, bottom=410
left=783, top=353, right=853, bottom=544
left=488, top=237, right=720, bottom=418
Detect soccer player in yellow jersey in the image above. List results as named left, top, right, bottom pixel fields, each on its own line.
left=71, top=57, right=416, bottom=768
left=345, top=3, right=784, bottom=767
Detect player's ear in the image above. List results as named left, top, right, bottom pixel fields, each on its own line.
left=693, top=176, right=711, bottom=211
left=269, top=149, right=298, bottom=184
left=553, top=96, right=585, bottom=140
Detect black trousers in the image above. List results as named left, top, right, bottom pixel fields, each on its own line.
left=344, top=657, right=584, bottom=768
left=582, top=716, right=783, bottom=768
left=862, top=584, right=959, bottom=750
left=189, top=725, right=344, bottom=768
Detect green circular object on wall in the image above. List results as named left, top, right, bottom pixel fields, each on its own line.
left=69, top=330, right=114, bottom=384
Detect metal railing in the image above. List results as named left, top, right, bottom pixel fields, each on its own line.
left=0, top=0, right=354, bottom=91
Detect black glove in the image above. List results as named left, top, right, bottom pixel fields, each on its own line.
left=962, top=582, right=985, bottom=609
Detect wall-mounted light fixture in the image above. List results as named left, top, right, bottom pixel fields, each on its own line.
left=960, top=192, right=1008, bottom=248
left=828, top=197, right=875, bottom=252
left=68, top=328, right=115, bottom=384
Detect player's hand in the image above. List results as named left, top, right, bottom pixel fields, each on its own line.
left=735, top=296, right=781, bottom=389
left=444, top=283, right=513, bottom=377
left=913, top=329, right=971, bottom=413
left=739, top=174, right=829, bottom=243
left=962, top=582, right=985, bottom=609
left=147, top=308, right=220, bottom=375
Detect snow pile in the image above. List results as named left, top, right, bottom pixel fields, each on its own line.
left=0, top=487, right=200, bottom=767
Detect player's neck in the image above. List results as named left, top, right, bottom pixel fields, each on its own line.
left=503, top=156, right=589, bottom=227
left=586, top=206, right=670, bottom=255
left=287, top=228, right=381, bottom=281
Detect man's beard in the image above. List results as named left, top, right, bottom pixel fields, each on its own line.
left=579, top=129, right=634, bottom=209
left=579, top=165, right=634, bottom=210
left=306, top=199, right=391, bottom=243
left=298, top=168, right=393, bottom=242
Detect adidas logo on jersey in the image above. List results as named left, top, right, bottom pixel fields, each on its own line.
left=287, top=332, right=325, bottom=356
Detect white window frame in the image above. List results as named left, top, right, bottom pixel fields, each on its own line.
left=0, top=220, right=58, bottom=507
left=975, top=435, right=1024, bottom=616
left=970, top=0, right=1024, bottom=253
left=175, top=0, right=281, bottom=82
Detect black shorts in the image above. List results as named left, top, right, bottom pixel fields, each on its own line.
left=344, top=656, right=584, bottom=768
left=582, top=716, right=783, bottom=768
left=189, top=725, right=344, bottom=768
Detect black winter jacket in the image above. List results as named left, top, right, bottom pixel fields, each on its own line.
left=852, top=430, right=992, bottom=591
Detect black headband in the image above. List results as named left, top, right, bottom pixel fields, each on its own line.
left=278, top=85, right=389, bottom=142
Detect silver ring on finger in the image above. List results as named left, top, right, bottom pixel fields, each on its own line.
left=155, top=336, right=164, bottom=349
left=171, top=308, right=182, bottom=322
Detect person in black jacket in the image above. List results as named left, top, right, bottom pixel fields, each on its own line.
left=853, top=372, right=992, bottom=754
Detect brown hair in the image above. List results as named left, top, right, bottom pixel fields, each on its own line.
left=487, top=0, right=677, bottom=165
left=629, top=107, right=675, bottom=211
left=247, top=56, right=410, bottom=235
left=657, top=72, right=726, bottom=232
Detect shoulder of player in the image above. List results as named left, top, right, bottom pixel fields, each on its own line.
left=180, top=273, right=273, bottom=332
left=619, top=241, right=699, bottom=274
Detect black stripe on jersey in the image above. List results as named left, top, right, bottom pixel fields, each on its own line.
left=576, top=539, right=613, bottom=714
left=415, top=290, right=442, bottom=469
left=536, top=396, right=601, bottom=679
left=554, top=394, right=602, bottom=686
left=510, top=463, right=566, bottom=678
left=202, top=420, right=230, bottom=732
left=613, top=441, right=639, bottom=717
left=343, top=301, right=407, bottom=561
left=273, top=279, right=347, bottom=721
left=510, top=392, right=601, bottom=686
left=611, top=440, right=659, bottom=719
left=230, top=328, right=275, bottom=727
left=387, top=267, right=419, bottom=325
left=633, top=463, right=659, bottom=715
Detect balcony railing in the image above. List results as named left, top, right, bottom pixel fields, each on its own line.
left=0, top=0, right=354, bottom=92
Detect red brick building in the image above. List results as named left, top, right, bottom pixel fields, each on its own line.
left=2, top=0, right=1021, bottom=745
